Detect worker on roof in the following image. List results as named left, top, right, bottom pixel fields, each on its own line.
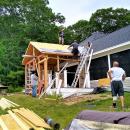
left=59, top=29, right=64, bottom=45
left=68, top=40, right=79, bottom=56
left=107, top=61, right=126, bottom=110
left=78, top=42, right=92, bottom=56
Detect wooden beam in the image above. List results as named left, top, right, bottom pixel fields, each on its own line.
left=57, top=56, right=60, bottom=72
left=38, top=57, right=41, bottom=81
left=26, top=59, right=34, bottom=65
left=44, top=56, right=48, bottom=88
left=33, top=47, right=35, bottom=70
left=38, top=58, right=46, bottom=64
left=25, top=65, right=27, bottom=88
left=49, top=56, right=80, bottom=62
left=22, top=55, right=36, bottom=58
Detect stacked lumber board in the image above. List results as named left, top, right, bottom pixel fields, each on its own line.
left=0, top=98, right=19, bottom=110
left=0, top=108, right=51, bottom=130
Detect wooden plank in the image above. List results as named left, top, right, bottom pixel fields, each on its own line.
left=33, top=47, right=36, bottom=70
left=44, top=56, right=48, bottom=89
left=38, top=58, right=46, bottom=64
left=13, top=108, right=51, bottom=129
left=8, top=110, right=31, bottom=130
left=1, top=114, right=22, bottom=130
left=48, top=56, right=80, bottom=62
left=15, top=113, right=45, bottom=130
left=3, top=98, right=19, bottom=107
left=57, top=56, right=60, bottom=72
left=0, top=117, right=8, bottom=130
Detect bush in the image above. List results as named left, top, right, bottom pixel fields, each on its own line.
left=8, top=86, right=23, bottom=93
left=6, top=70, right=24, bottom=86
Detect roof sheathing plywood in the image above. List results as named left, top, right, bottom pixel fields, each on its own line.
left=22, top=41, right=73, bottom=65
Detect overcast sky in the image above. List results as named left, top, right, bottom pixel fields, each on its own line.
left=48, top=0, right=130, bottom=26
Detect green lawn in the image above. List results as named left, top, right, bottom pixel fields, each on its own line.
left=0, top=92, right=130, bottom=129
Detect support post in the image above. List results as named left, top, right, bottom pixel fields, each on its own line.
left=64, top=70, right=67, bottom=88
left=107, top=54, right=111, bottom=69
left=83, top=72, right=90, bottom=88
left=57, top=56, right=60, bottom=72
left=55, top=72, right=59, bottom=88
left=25, top=65, right=27, bottom=88
left=44, top=56, right=48, bottom=89
left=107, top=54, right=111, bottom=78
left=48, top=70, right=52, bottom=86
left=33, top=47, right=35, bottom=70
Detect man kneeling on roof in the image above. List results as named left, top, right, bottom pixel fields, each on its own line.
left=68, top=40, right=79, bottom=56
left=107, top=61, right=126, bottom=110
left=68, top=41, right=92, bottom=56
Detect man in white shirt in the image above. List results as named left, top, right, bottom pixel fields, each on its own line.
left=107, top=61, right=126, bottom=109
left=31, top=70, right=38, bottom=97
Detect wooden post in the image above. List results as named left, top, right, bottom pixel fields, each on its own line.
left=57, top=56, right=60, bottom=72
left=64, top=70, right=67, bottom=88
left=33, top=47, right=35, bottom=70
left=44, top=56, right=48, bottom=88
left=38, top=57, right=41, bottom=81
left=25, top=65, right=27, bottom=89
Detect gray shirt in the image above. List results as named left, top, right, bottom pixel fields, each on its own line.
left=70, top=42, right=79, bottom=49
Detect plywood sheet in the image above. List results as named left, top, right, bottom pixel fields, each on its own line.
left=1, top=114, right=22, bottom=130
left=13, top=108, right=51, bottom=129
left=31, top=42, right=70, bottom=52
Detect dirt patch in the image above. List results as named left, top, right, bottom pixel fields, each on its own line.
left=63, top=93, right=111, bottom=105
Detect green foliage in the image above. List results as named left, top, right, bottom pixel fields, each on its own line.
left=65, top=8, right=130, bottom=44
left=7, top=70, right=24, bottom=86
left=67, top=20, right=91, bottom=42
left=0, top=0, right=65, bottom=86
left=7, top=86, right=23, bottom=93
left=90, top=7, right=130, bottom=33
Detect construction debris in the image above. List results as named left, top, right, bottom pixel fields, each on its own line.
left=0, top=98, right=19, bottom=110
left=63, top=93, right=111, bottom=105
left=0, top=108, right=51, bottom=130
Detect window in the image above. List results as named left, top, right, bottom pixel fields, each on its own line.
left=90, top=56, right=108, bottom=80
left=110, top=49, right=130, bottom=77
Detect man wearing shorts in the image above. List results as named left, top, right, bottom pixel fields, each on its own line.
left=107, top=61, right=126, bottom=109
left=59, top=29, right=64, bottom=45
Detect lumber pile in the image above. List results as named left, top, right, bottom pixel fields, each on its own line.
left=0, top=108, right=51, bottom=130
left=0, top=98, right=19, bottom=110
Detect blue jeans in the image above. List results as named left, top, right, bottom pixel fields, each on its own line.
left=32, top=85, right=37, bottom=97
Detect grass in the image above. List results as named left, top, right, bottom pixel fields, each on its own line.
left=0, top=92, right=130, bottom=129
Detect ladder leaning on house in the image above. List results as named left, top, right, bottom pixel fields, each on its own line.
left=71, top=44, right=93, bottom=88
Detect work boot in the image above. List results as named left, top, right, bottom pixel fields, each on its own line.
left=113, top=102, right=117, bottom=108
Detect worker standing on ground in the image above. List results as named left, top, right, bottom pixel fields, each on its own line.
left=31, top=70, right=38, bottom=97
left=68, top=40, right=79, bottom=56
left=107, top=61, right=126, bottom=110
left=59, top=29, right=64, bottom=45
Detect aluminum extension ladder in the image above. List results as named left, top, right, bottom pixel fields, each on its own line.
left=71, top=45, right=93, bottom=88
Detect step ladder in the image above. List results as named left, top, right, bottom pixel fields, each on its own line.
left=71, top=45, right=93, bottom=88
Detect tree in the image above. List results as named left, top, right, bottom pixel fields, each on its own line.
left=64, top=20, right=91, bottom=44
left=90, top=8, right=130, bottom=33
left=0, top=0, right=65, bottom=86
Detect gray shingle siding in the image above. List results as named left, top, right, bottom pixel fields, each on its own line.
left=81, top=25, right=130, bottom=52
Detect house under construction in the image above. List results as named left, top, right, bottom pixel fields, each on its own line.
left=22, top=42, right=92, bottom=97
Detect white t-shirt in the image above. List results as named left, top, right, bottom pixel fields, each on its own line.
left=31, top=74, right=38, bottom=86
left=110, top=67, right=125, bottom=81
left=78, top=46, right=88, bottom=55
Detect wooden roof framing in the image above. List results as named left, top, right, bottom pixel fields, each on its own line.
left=23, top=41, right=79, bottom=90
